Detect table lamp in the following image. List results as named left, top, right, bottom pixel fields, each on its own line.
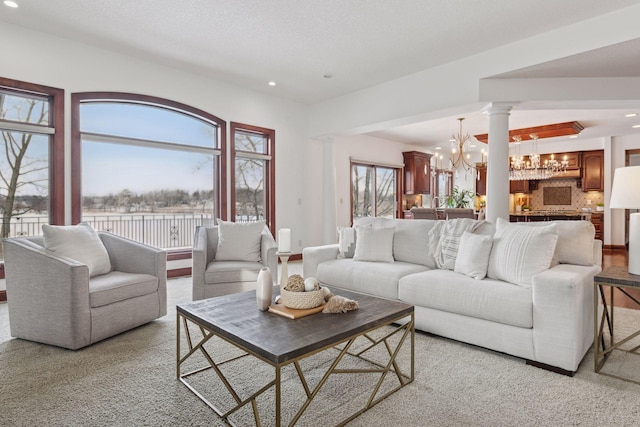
left=609, top=166, right=640, bottom=275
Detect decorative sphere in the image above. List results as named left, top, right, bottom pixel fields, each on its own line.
left=304, top=277, right=319, bottom=292
left=285, top=274, right=305, bottom=292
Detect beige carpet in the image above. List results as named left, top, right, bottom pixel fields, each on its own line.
left=2, top=276, right=640, bottom=426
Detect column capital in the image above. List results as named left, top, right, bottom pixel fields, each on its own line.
left=481, top=102, right=514, bottom=116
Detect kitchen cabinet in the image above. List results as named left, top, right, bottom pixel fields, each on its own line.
left=581, top=150, right=604, bottom=192
left=403, top=151, right=432, bottom=195
left=509, top=180, right=532, bottom=194
left=540, top=151, right=581, bottom=170
left=476, top=165, right=487, bottom=196
left=591, top=212, right=604, bottom=241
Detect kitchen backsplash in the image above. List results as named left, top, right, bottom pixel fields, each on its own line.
left=524, top=179, right=604, bottom=211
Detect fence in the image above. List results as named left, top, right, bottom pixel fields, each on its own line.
left=2, top=214, right=215, bottom=250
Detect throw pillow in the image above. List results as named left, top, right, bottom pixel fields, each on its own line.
left=434, top=218, right=485, bottom=270
left=522, top=220, right=595, bottom=266
left=337, top=226, right=356, bottom=259
left=352, top=224, right=395, bottom=263
left=215, top=219, right=265, bottom=262
left=454, top=231, right=493, bottom=280
left=42, top=223, right=112, bottom=277
left=487, top=218, right=558, bottom=288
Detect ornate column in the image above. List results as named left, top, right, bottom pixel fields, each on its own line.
left=482, top=103, right=512, bottom=224
left=322, top=137, right=337, bottom=244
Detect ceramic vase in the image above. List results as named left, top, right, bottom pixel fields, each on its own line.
left=256, top=267, right=273, bottom=311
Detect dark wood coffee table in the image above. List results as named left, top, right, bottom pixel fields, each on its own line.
left=176, top=288, right=414, bottom=426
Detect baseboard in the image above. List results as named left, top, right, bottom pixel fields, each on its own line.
left=168, top=267, right=191, bottom=278
left=603, top=245, right=627, bottom=252
left=525, top=359, right=575, bottom=377
left=281, top=253, right=302, bottom=262
left=0, top=290, right=6, bottom=303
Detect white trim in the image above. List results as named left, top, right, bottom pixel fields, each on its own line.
left=81, top=132, right=221, bottom=155
left=0, top=120, right=54, bottom=135
left=350, top=157, right=403, bottom=169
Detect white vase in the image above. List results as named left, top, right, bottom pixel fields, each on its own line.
left=256, top=267, right=273, bottom=311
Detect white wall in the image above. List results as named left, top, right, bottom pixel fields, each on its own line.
left=608, top=134, right=640, bottom=246
left=0, top=22, right=313, bottom=293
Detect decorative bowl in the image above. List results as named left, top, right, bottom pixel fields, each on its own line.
left=280, top=287, right=325, bottom=310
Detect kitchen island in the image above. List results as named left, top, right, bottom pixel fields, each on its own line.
left=509, top=210, right=592, bottom=222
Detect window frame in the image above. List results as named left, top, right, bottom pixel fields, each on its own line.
left=71, top=92, right=226, bottom=258
left=350, top=160, right=402, bottom=224
left=230, top=122, right=276, bottom=232
left=0, top=77, right=64, bottom=225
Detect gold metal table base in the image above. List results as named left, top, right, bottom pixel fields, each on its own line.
left=594, top=281, right=640, bottom=385
left=177, top=312, right=414, bottom=426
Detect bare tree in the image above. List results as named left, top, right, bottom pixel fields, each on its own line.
left=234, top=134, right=264, bottom=220
left=0, top=94, right=48, bottom=242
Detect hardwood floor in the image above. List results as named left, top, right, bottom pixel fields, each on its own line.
left=602, top=248, right=639, bottom=309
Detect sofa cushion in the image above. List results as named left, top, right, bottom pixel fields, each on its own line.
left=522, top=220, right=595, bottom=266
left=89, top=271, right=158, bottom=308
left=205, top=260, right=263, bottom=284
left=215, top=219, right=264, bottom=262
left=454, top=231, right=493, bottom=280
left=42, top=223, right=112, bottom=277
left=398, top=269, right=533, bottom=328
left=487, top=218, right=558, bottom=288
left=391, top=219, right=437, bottom=267
left=317, top=258, right=429, bottom=300
left=353, top=224, right=395, bottom=263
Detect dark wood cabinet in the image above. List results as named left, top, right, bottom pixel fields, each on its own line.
left=581, top=150, right=604, bottom=192
left=476, top=165, right=487, bottom=196
left=403, top=151, right=432, bottom=195
left=541, top=151, right=581, bottom=170
left=591, top=212, right=604, bottom=241
left=509, top=180, right=531, bottom=194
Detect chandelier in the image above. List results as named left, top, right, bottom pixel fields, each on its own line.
left=447, top=118, right=485, bottom=180
left=509, top=133, right=569, bottom=181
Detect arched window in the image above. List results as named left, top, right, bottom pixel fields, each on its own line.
left=71, top=93, right=225, bottom=252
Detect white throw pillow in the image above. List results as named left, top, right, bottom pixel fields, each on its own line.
left=337, top=226, right=356, bottom=259
left=215, top=219, right=265, bottom=262
left=434, top=218, right=484, bottom=270
left=353, top=224, right=395, bottom=263
left=487, top=218, right=558, bottom=288
left=454, top=231, right=493, bottom=280
left=522, top=220, right=595, bottom=266
left=42, top=223, right=112, bottom=277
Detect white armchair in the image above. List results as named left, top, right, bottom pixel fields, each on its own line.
left=192, top=225, right=278, bottom=300
left=3, top=232, right=167, bottom=350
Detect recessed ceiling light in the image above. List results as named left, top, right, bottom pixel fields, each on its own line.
left=268, top=81, right=276, bottom=87
left=632, top=124, right=640, bottom=129
left=323, top=74, right=333, bottom=79
left=4, top=1, right=18, bottom=7
left=625, top=113, right=638, bottom=118
left=435, top=146, right=441, bottom=150
left=569, top=135, right=578, bottom=139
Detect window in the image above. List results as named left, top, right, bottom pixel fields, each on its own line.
left=351, top=161, right=400, bottom=222
left=230, top=122, right=275, bottom=230
left=71, top=93, right=225, bottom=251
left=0, top=77, right=64, bottom=260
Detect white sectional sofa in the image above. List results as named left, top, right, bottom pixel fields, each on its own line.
left=303, top=217, right=602, bottom=375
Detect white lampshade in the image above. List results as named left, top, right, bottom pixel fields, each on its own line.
left=609, top=166, right=640, bottom=275
left=609, top=166, right=640, bottom=209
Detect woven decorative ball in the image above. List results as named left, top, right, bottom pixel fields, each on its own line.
left=280, top=287, right=325, bottom=310
left=284, top=274, right=306, bottom=292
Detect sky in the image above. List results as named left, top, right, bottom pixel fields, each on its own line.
left=81, top=102, right=217, bottom=196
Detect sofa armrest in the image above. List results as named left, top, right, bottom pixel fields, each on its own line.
left=593, top=239, right=603, bottom=267
left=261, top=227, right=278, bottom=284
left=531, top=264, right=600, bottom=372
left=3, top=237, right=92, bottom=349
left=99, top=232, right=167, bottom=316
left=302, top=244, right=339, bottom=278
left=192, top=226, right=210, bottom=300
